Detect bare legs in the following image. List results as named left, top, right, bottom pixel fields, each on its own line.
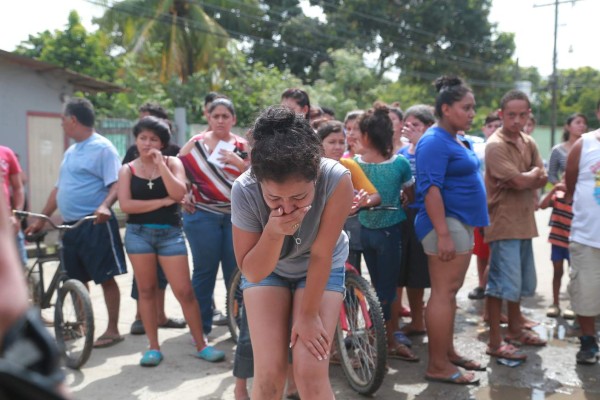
left=425, top=253, right=476, bottom=382
left=243, top=286, right=342, bottom=400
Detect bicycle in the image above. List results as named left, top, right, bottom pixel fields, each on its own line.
left=225, top=206, right=392, bottom=395
left=14, top=210, right=96, bottom=370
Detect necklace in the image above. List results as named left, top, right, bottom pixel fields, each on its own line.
left=293, top=222, right=302, bottom=252
left=139, top=161, right=158, bottom=190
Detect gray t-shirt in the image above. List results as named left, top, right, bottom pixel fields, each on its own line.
left=231, top=158, right=350, bottom=278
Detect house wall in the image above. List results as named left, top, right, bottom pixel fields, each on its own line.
left=0, top=60, right=74, bottom=212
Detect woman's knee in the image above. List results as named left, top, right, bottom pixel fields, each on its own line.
left=293, top=357, right=330, bottom=394
left=138, top=285, right=158, bottom=300
left=173, top=285, right=196, bottom=304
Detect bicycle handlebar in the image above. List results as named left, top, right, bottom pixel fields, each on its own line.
left=358, top=205, right=399, bottom=212
left=13, top=210, right=97, bottom=231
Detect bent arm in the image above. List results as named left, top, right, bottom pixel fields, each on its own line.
left=159, top=157, right=187, bottom=201
left=233, top=225, right=285, bottom=283
left=9, top=173, right=24, bottom=211
left=503, top=167, right=547, bottom=190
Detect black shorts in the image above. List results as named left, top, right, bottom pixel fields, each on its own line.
left=62, top=212, right=127, bottom=284
left=398, top=207, right=430, bottom=288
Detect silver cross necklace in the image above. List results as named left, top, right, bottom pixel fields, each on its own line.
left=139, top=162, right=158, bottom=190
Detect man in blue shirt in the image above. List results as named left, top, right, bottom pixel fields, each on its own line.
left=27, top=98, right=127, bottom=348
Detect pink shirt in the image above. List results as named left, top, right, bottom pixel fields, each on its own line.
left=0, top=145, right=22, bottom=206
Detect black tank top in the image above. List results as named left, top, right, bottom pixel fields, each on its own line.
left=127, top=160, right=181, bottom=226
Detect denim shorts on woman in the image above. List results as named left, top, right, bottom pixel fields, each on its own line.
left=421, top=217, right=474, bottom=255
left=124, top=224, right=188, bottom=256
left=240, top=267, right=346, bottom=294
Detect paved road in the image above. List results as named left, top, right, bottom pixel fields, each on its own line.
left=62, top=209, right=600, bottom=400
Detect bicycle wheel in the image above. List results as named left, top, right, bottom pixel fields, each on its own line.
left=226, top=269, right=243, bottom=343
left=54, top=279, right=94, bottom=369
left=335, top=273, right=387, bottom=395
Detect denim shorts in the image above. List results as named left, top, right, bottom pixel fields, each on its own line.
left=124, top=224, right=188, bottom=257
left=486, top=239, right=536, bottom=302
left=240, top=267, right=346, bottom=294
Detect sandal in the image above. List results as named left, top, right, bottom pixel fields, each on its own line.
left=140, top=349, right=163, bottom=367
left=451, top=358, right=487, bottom=371
left=388, top=343, right=419, bottom=362
left=425, top=371, right=480, bottom=385
left=504, top=331, right=546, bottom=347
left=486, top=344, right=527, bottom=361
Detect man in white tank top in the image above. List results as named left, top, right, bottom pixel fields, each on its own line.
left=565, top=129, right=600, bottom=365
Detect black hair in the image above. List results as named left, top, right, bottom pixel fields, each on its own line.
left=321, top=106, right=335, bottom=118
left=317, top=120, right=344, bottom=141
left=499, top=89, right=531, bottom=110
left=433, top=76, right=472, bottom=120
left=389, top=106, right=404, bottom=121
left=204, top=92, right=225, bottom=106
left=138, top=103, right=168, bottom=120
left=404, top=104, right=436, bottom=126
left=250, top=106, right=322, bottom=183
left=64, top=97, right=95, bottom=127
left=208, top=98, right=236, bottom=116
left=357, top=102, right=394, bottom=158
left=562, top=112, right=588, bottom=142
left=281, top=88, right=311, bottom=120
left=484, top=111, right=501, bottom=125
left=133, top=116, right=171, bottom=147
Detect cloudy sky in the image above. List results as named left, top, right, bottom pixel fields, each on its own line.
left=0, top=0, right=597, bottom=77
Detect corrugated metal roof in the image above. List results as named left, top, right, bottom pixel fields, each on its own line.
left=0, top=49, right=124, bottom=93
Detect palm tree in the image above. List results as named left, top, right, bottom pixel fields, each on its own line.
left=96, top=0, right=230, bottom=82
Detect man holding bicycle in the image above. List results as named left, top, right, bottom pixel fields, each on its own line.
left=26, top=97, right=127, bottom=349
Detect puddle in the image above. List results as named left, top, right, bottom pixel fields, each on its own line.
left=475, top=386, right=600, bottom=399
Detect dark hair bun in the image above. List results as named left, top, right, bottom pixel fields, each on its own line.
left=372, top=101, right=389, bottom=116
left=252, top=106, right=297, bottom=142
left=434, top=76, right=464, bottom=93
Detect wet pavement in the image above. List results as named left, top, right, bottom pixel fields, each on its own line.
left=62, top=208, right=600, bottom=399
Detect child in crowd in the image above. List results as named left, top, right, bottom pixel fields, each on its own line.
left=539, top=182, right=574, bottom=319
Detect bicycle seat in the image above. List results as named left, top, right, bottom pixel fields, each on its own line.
left=25, top=231, right=48, bottom=244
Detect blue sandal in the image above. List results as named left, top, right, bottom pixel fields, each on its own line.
left=140, top=349, right=163, bottom=367
left=196, top=346, right=225, bottom=362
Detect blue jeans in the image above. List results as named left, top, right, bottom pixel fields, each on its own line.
left=233, top=307, right=253, bottom=379
left=361, top=223, right=402, bottom=321
left=16, top=230, right=27, bottom=267
left=183, top=209, right=237, bottom=335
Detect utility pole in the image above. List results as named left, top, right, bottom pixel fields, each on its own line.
left=534, top=0, right=581, bottom=148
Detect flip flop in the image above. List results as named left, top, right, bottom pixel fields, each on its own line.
left=401, top=327, right=427, bottom=337
left=504, top=331, right=546, bottom=347
left=286, top=392, right=300, bottom=400
left=486, top=343, right=527, bottom=361
left=93, top=334, right=124, bottom=348
left=451, top=358, right=487, bottom=371
left=159, top=318, right=187, bottom=329
left=388, top=343, right=419, bottom=362
left=425, top=371, right=480, bottom=385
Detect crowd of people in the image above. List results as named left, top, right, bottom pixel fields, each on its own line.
left=1, top=78, right=600, bottom=399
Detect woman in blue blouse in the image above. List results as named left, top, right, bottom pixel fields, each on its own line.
left=415, top=77, right=488, bottom=385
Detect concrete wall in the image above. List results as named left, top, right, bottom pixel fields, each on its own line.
left=0, top=60, right=74, bottom=173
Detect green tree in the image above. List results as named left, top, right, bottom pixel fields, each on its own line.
left=15, top=11, right=119, bottom=115
left=16, top=11, right=117, bottom=81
